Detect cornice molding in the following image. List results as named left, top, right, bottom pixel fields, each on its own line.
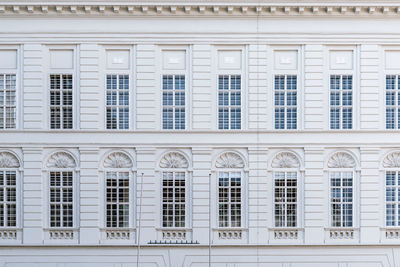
left=2, top=3, right=400, bottom=17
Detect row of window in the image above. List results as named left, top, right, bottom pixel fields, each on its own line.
left=1, top=168, right=399, bottom=230
left=4, top=72, right=398, bottom=130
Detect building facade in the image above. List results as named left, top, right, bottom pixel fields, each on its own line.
left=1, top=0, right=400, bottom=266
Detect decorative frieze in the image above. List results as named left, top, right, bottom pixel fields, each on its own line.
left=0, top=152, right=20, bottom=168
left=46, top=152, right=76, bottom=168
left=1, top=4, right=400, bottom=17
left=159, top=152, right=188, bottom=169
left=218, top=229, right=243, bottom=240
left=103, top=152, right=133, bottom=168
left=327, top=152, right=356, bottom=168
left=215, top=152, right=245, bottom=168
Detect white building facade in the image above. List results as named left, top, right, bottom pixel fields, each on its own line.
left=1, top=1, right=400, bottom=266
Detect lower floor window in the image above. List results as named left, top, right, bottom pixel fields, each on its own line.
left=162, top=172, right=186, bottom=227
left=49, top=171, right=73, bottom=227
left=106, top=171, right=130, bottom=228
left=218, top=171, right=242, bottom=228
left=274, top=172, right=297, bottom=227
left=330, top=171, right=353, bottom=227
left=0, top=170, right=16, bottom=227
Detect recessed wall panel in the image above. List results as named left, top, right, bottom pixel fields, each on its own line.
left=50, top=50, right=73, bottom=69
left=329, top=50, right=353, bottom=70
left=274, top=50, right=298, bottom=70
left=0, top=50, right=17, bottom=69
left=218, top=50, right=242, bottom=70
left=106, top=50, right=130, bottom=69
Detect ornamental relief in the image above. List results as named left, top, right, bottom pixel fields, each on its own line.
left=47, top=152, right=76, bottom=168
left=215, top=152, right=245, bottom=168
left=159, top=152, right=188, bottom=168
left=383, top=152, right=400, bottom=168
left=271, top=152, right=300, bottom=168
left=327, top=152, right=356, bottom=168
left=0, top=152, right=20, bottom=168
left=103, top=152, right=133, bottom=168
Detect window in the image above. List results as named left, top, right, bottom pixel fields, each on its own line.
left=274, top=172, right=297, bottom=227
left=0, top=74, right=16, bottom=129
left=106, top=74, right=129, bottom=129
left=50, top=74, right=73, bottom=129
left=162, top=75, right=185, bottom=130
left=49, top=171, right=73, bottom=227
left=385, top=75, right=400, bottom=129
left=385, top=171, right=400, bottom=226
left=218, top=75, right=241, bottom=130
left=274, top=75, right=297, bottom=130
left=330, top=75, right=352, bottom=129
left=106, top=171, right=130, bottom=228
left=0, top=170, right=16, bottom=227
left=218, top=171, right=241, bottom=227
left=162, top=172, right=186, bottom=227
left=330, top=172, right=353, bottom=227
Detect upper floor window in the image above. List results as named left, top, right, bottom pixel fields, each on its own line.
left=215, top=152, right=245, bottom=228
left=274, top=75, right=297, bottom=130
left=159, top=152, right=190, bottom=228
left=162, top=75, right=185, bottom=130
left=46, top=152, right=77, bottom=228
left=103, top=152, right=134, bottom=228
left=0, top=152, right=20, bottom=228
left=0, top=74, right=16, bottom=129
left=106, top=74, right=129, bottom=130
left=50, top=74, right=73, bottom=129
left=327, top=152, right=356, bottom=227
left=382, top=152, right=400, bottom=227
left=218, top=75, right=241, bottom=130
left=386, top=75, right=400, bottom=129
left=330, top=75, right=352, bottom=130
left=271, top=152, right=301, bottom=228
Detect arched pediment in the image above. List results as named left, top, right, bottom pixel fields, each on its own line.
left=47, top=152, right=76, bottom=168
left=383, top=152, right=400, bottom=168
left=103, top=152, right=133, bottom=168
left=159, top=152, right=188, bottom=168
left=271, top=152, right=300, bottom=168
left=215, top=152, right=245, bottom=168
left=0, top=152, right=20, bottom=168
left=327, top=152, right=356, bottom=168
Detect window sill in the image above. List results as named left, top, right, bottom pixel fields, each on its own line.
left=43, top=228, right=79, bottom=244
left=268, top=227, right=303, bottom=241
left=100, top=228, right=136, bottom=244
left=324, top=227, right=359, bottom=241
left=156, top=228, right=192, bottom=240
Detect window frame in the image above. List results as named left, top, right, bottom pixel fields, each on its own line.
left=0, top=73, right=18, bottom=130
left=160, top=168, right=190, bottom=229
left=216, top=169, right=246, bottom=229
left=384, top=74, right=400, bottom=130
left=272, top=169, right=301, bottom=228
left=161, top=74, right=187, bottom=130
left=217, top=74, right=242, bottom=130
left=101, top=168, right=136, bottom=230
left=0, top=167, right=21, bottom=229
left=104, top=73, right=131, bottom=130
left=273, top=74, right=298, bottom=130
left=329, top=74, right=354, bottom=130
left=328, top=169, right=356, bottom=228
left=45, top=167, right=78, bottom=229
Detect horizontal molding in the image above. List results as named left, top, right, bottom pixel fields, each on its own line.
left=1, top=4, right=400, bottom=16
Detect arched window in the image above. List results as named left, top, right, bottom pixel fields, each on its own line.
left=103, top=152, right=134, bottom=228
left=0, top=152, right=20, bottom=228
left=382, top=152, right=400, bottom=227
left=327, top=152, right=356, bottom=228
left=271, top=152, right=301, bottom=228
left=215, top=152, right=245, bottom=228
left=159, top=152, right=189, bottom=228
left=46, top=152, right=77, bottom=228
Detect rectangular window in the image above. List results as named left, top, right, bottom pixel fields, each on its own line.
left=162, top=75, right=185, bottom=130
left=330, top=75, right=352, bottom=129
left=386, top=75, right=400, bottom=129
left=50, top=74, right=73, bottom=129
left=49, top=171, right=73, bottom=227
left=0, top=171, right=16, bottom=227
left=274, top=172, right=297, bottom=227
left=385, top=171, right=400, bottom=226
left=330, top=172, right=353, bottom=227
left=106, top=74, right=129, bottom=129
left=274, top=75, right=297, bottom=130
left=106, top=172, right=129, bottom=228
left=0, top=74, right=16, bottom=129
left=218, top=75, right=241, bottom=130
left=218, top=172, right=241, bottom=228
left=162, top=172, right=186, bottom=227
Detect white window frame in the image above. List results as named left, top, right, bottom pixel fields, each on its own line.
left=217, top=74, right=242, bottom=130
left=44, top=167, right=79, bottom=230
left=329, top=74, right=353, bottom=130
left=0, top=168, right=21, bottom=229
left=105, top=74, right=130, bottom=130
left=273, top=74, right=298, bottom=130
left=160, top=169, right=190, bottom=229
left=45, top=46, right=78, bottom=130
left=49, top=74, right=74, bottom=130
left=384, top=75, right=400, bottom=129
left=272, top=170, right=300, bottom=228
left=0, top=74, right=17, bottom=130
left=101, top=169, right=136, bottom=230
left=216, top=169, right=246, bottom=229
left=384, top=170, right=400, bottom=227
left=328, top=169, right=356, bottom=228
left=161, top=74, right=186, bottom=130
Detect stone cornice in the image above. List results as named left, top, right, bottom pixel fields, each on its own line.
left=2, top=3, right=400, bottom=16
